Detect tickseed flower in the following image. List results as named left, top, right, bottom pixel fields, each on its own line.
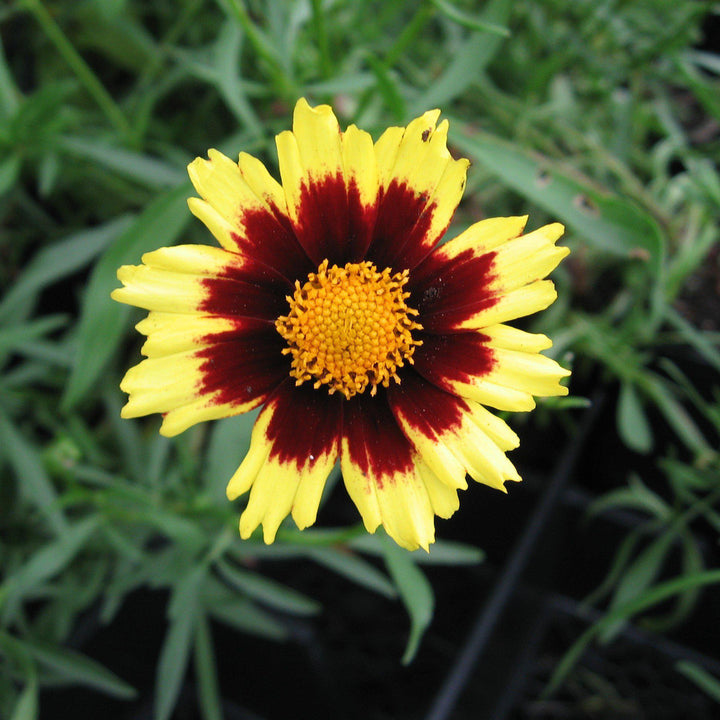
left=112, top=99, right=570, bottom=551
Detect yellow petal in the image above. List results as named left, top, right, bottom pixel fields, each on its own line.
left=389, top=374, right=521, bottom=494
left=226, top=383, right=340, bottom=542
left=371, top=112, right=470, bottom=268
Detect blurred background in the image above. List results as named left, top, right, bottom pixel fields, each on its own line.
left=1, top=1, right=719, bottom=718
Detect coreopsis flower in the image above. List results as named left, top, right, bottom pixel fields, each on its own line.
left=112, top=99, right=570, bottom=550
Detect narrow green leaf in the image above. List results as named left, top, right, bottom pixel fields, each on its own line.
left=665, top=307, right=720, bottom=375
left=382, top=536, right=434, bottom=664
left=0, top=153, right=21, bottom=194
left=0, top=216, right=131, bottom=322
left=617, top=382, right=653, bottom=453
left=644, top=531, right=704, bottom=632
left=420, top=540, right=485, bottom=565
left=203, top=578, right=288, bottom=640
left=0, top=408, right=67, bottom=537
left=676, top=661, right=720, bottom=704
left=588, top=475, right=670, bottom=520
left=212, top=21, right=264, bottom=136
left=37, top=151, right=60, bottom=196
left=582, top=528, right=644, bottom=609
left=59, top=135, right=186, bottom=188
left=0, top=35, right=20, bottom=116
left=23, top=641, right=135, bottom=699
left=351, top=534, right=484, bottom=565
left=544, top=570, right=720, bottom=698
left=601, top=531, right=676, bottom=642
left=430, top=0, right=510, bottom=35
left=2, top=517, right=99, bottom=621
left=156, top=566, right=205, bottom=720
left=304, top=546, right=397, bottom=599
left=10, top=673, right=38, bottom=720
left=216, top=559, right=321, bottom=616
left=452, top=127, right=666, bottom=270
left=194, top=614, right=222, bottom=720
left=675, top=55, right=720, bottom=122
left=22, top=0, right=130, bottom=138
left=0, top=315, right=67, bottom=356
left=411, top=0, right=511, bottom=113
left=63, top=182, right=192, bottom=409
left=642, top=374, right=714, bottom=459
left=365, top=51, right=406, bottom=122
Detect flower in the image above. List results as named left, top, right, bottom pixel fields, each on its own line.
left=112, top=98, right=570, bottom=551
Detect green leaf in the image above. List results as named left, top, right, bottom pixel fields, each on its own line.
left=582, top=527, right=644, bottom=609
left=21, top=640, right=135, bottom=699
left=0, top=35, right=20, bottom=117
left=304, top=546, right=396, bottom=599
left=676, top=661, right=720, bottom=704
left=382, top=536, right=434, bottom=664
left=587, top=474, right=670, bottom=520
left=452, top=127, right=666, bottom=271
left=10, top=672, right=38, bottom=720
left=364, top=51, right=406, bottom=122
left=156, top=566, right=205, bottom=720
left=410, top=0, right=511, bottom=114
left=1, top=517, right=99, bottom=621
left=211, top=21, right=264, bottom=136
left=0, top=315, right=67, bottom=357
left=194, top=614, right=222, bottom=720
left=617, top=382, right=653, bottom=453
left=203, top=578, right=288, bottom=640
left=600, top=531, right=676, bottom=642
left=430, top=0, right=510, bottom=35
left=216, top=559, right=321, bottom=616
left=675, top=54, right=720, bottom=122
left=642, top=373, right=714, bottom=460
left=59, top=135, right=186, bottom=188
left=0, top=216, right=131, bottom=322
left=63, top=182, right=192, bottom=410
left=0, top=153, right=21, bottom=194
left=665, top=307, right=720, bottom=375
left=351, top=534, right=484, bottom=565
left=0, top=407, right=67, bottom=537
left=544, top=570, right=720, bottom=698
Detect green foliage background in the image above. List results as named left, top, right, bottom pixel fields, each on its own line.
left=1, top=1, right=719, bottom=718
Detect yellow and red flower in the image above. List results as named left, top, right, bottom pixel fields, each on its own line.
left=112, top=99, right=570, bottom=550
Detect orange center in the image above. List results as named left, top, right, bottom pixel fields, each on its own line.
left=275, top=260, right=423, bottom=399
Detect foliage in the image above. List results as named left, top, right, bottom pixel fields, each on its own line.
left=1, top=0, right=719, bottom=718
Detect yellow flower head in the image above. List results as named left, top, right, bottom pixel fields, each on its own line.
left=112, top=99, right=570, bottom=551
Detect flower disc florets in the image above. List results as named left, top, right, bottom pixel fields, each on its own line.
left=276, top=260, right=423, bottom=399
